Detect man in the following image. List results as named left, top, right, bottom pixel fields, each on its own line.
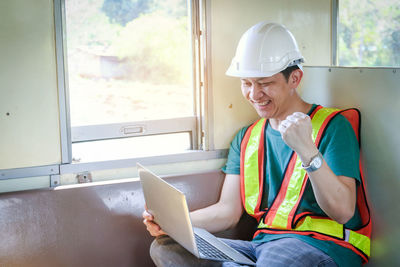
left=143, top=22, right=371, bottom=266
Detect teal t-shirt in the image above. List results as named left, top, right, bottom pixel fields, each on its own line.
left=222, top=104, right=363, bottom=267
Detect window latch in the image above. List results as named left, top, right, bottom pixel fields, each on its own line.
left=76, top=172, right=92, bottom=183
left=121, top=125, right=145, bottom=135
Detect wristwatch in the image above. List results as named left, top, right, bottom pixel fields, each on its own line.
left=301, top=151, right=323, bottom=172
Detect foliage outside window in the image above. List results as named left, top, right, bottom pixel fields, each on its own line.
left=66, top=0, right=193, bottom=127
left=338, top=0, right=400, bottom=67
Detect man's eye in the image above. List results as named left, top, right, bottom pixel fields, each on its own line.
left=242, top=83, right=251, bottom=87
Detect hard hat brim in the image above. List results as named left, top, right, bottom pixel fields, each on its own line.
left=225, top=68, right=281, bottom=78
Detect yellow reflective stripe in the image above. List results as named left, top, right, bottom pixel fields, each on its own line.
left=258, top=216, right=370, bottom=256
left=243, top=119, right=265, bottom=215
left=349, top=230, right=371, bottom=257
left=270, top=108, right=340, bottom=229
left=295, top=216, right=343, bottom=238
left=270, top=158, right=306, bottom=228
left=310, top=108, right=340, bottom=141
left=257, top=220, right=269, bottom=228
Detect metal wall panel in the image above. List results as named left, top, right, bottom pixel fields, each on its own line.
left=300, top=66, right=400, bottom=266
left=0, top=176, right=50, bottom=194
left=0, top=0, right=61, bottom=169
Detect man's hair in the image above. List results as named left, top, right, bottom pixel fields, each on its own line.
left=280, top=65, right=300, bottom=82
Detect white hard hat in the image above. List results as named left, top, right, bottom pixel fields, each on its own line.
left=226, top=22, right=304, bottom=78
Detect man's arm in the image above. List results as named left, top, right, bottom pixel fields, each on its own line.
left=279, top=112, right=356, bottom=224
left=190, top=174, right=243, bottom=233
left=304, top=162, right=356, bottom=224
left=143, top=173, right=243, bottom=236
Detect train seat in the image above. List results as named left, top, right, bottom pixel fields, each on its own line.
left=0, top=170, right=255, bottom=267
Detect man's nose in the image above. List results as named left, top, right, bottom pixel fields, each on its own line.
left=249, top=84, right=263, bottom=100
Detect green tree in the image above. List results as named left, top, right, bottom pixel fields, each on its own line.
left=101, top=0, right=153, bottom=26
left=338, top=0, right=400, bottom=67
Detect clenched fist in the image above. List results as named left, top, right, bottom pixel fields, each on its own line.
left=278, top=112, right=318, bottom=164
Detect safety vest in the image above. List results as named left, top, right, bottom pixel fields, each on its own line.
left=240, top=105, right=372, bottom=263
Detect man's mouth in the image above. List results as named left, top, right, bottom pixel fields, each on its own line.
left=254, top=100, right=271, bottom=107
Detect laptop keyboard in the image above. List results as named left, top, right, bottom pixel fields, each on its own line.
left=195, top=233, right=233, bottom=261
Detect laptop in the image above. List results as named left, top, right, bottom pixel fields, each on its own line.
left=138, top=163, right=256, bottom=266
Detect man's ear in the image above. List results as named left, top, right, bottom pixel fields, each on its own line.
left=289, top=69, right=303, bottom=88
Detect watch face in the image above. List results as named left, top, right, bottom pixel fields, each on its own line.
left=312, top=156, right=323, bottom=168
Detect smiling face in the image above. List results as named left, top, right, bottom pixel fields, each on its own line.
left=240, top=70, right=302, bottom=121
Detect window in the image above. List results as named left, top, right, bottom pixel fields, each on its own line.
left=338, top=0, right=400, bottom=67
left=64, top=0, right=199, bottom=162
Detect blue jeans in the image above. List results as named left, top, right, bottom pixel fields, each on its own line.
left=150, top=236, right=338, bottom=267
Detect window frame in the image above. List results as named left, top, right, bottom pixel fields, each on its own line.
left=71, top=117, right=197, bottom=144
left=55, top=0, right=72, bottom=164
left=57, top=0, right=205, bottom=165
left=331, top=0, right=338, bottom=66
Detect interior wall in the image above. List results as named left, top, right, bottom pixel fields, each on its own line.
left=0, top=0, right=61, bottom=170
left=209, top=0, right=332, bottom=149
left=300, top=66, right=400, bottom=266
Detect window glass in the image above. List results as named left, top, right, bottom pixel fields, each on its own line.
left=338, top=0, right=400, bottom=67
left=65, top=0, right=193, bottom=127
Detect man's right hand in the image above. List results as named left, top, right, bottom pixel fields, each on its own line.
left=142, top=208, right=167, bottom=237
